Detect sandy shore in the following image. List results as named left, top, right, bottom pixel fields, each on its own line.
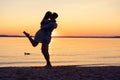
left=0, top=65, right=120, bottom=80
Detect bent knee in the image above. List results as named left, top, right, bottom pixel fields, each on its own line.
left=33, top=42, right=38, bottom=47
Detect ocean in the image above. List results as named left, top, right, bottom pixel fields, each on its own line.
left=0, top=37, right=120, bottom=67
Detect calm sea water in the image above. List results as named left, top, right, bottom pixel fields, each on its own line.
left=0, top=37, right=120, bottom=67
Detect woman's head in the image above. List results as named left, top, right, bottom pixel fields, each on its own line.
left=44, top=11, right=52, bottom=19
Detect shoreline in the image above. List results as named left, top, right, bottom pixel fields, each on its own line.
left=0, top=65, right=120, bottom=80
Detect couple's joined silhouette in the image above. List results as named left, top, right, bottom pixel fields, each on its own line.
left=23, top=11, right=58, bottom=67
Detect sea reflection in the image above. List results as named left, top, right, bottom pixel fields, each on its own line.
left=0, top=37, right=120, bottom=67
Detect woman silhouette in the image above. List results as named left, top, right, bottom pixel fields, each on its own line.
left=23, top=11, right=58, bottom=67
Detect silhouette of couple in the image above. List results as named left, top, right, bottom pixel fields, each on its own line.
left=23, top=11, right=58, bottom=67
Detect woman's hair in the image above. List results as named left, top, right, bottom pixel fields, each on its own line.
left=41, top=11, right=52, bottom=26
left=44, top=11, right=52, bottom=19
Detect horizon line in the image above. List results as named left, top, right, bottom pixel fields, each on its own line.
left=0, top=34, right=120, bottom=38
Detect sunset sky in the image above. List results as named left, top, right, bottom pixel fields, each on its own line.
left=0, top=0, right=120, bottom=36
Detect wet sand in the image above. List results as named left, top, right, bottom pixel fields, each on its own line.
left=0, top=65, right=120, bottom=80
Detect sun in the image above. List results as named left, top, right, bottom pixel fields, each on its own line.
left=52, top=31, right=58, bottom=36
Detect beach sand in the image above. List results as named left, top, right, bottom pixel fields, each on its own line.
left=0, top=65, right=120, bottom=80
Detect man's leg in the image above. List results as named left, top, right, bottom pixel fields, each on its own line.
left=41, top=41, right=52, bottom=67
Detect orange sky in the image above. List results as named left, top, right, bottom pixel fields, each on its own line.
left=0, top=0, right=120, bottom=36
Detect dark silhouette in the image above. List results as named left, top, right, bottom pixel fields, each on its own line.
left=23, top=11, right=58, bottom=67
left=24, top=52, right=31, bottom=56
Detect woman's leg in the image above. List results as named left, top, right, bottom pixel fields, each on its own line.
left=41, top=41, right=52, bottom=67
left=23, top=31, right=38, bottom=47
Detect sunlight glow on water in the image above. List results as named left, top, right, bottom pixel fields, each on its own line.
left=0, top=37, right=120, bottom=67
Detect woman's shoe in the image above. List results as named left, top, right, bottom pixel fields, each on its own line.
left=23, top=31, right=30, bottom=37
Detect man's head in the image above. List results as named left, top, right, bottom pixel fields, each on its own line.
left=50, top=12, right=58, bottom=20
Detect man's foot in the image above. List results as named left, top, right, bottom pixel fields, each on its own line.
left=44, top=64, right=52, bottom=68
left=23, top=31, right=30, bottom=37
